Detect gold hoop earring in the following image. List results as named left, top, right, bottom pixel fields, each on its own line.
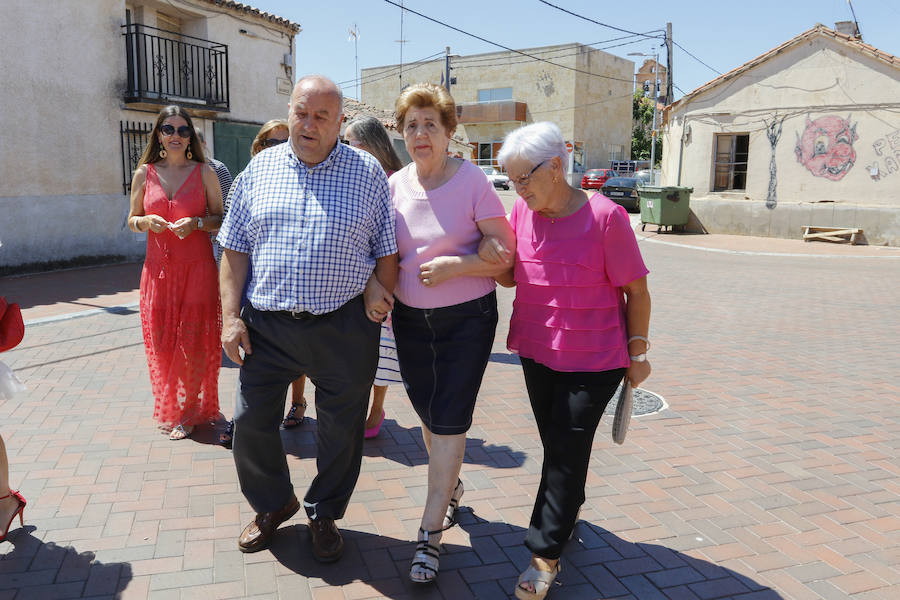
left=159, top=148, right=167, bottom=159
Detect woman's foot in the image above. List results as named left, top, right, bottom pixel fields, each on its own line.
left=514, top=556, right=560, bottom=600
left=169, top=424, right=194, bottom=441
left=443, top=478, right=464, bottom=529
left=409, top=527, right=442, bottom=584
left=282, top=401, right=307, bottom=429
left=0, top=490, right=26, bottom=542
left=364, top=410, right=385, bottom=439
left=219, top=420, right=234, bottom=449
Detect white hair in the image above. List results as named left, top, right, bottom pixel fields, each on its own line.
left=497, top=121, right=568, bottom=168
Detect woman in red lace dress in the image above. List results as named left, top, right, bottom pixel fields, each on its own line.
left=127, top=106, right=224, bottom=440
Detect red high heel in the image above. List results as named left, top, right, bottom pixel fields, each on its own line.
left=0, top=490, right=26, bottom=542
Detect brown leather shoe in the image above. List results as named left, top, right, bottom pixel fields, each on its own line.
left=238, top=495, right=300, bottom=553
left=308, top=518, right=344, bottom=563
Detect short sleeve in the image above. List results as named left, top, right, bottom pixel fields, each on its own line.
left=370, top=168, right=398, bottom=258
left=471, top=166, right=506, bottom=222
left=603, top=204, right=649, bottom=287
left=216, top=170, right=251, bottom=253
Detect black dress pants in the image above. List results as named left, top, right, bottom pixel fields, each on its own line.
left=232, top=296, right=380, bottom=519
left=520, top=357, right=626, bottom=559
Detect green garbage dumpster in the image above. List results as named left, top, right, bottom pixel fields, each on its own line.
left=639, top=186, right=693, bottom=232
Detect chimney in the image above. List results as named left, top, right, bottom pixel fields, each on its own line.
left=834, top=21, right=860, bottom=39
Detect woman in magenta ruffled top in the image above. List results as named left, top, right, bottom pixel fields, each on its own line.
left=481, top=121, right=652, bottom=600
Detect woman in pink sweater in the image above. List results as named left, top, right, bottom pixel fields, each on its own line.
left=367, top=83, right=516, bottom=584
left=481, top=122, right=652, bottom=600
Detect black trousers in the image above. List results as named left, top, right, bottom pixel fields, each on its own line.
left=520, top=357, right=626, bottom=559
left=232, top=296, right=380, bottom=519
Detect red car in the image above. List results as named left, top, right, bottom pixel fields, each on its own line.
left=581, top=169, right=618, bottom=190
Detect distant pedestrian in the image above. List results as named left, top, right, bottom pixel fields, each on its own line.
left=217, top=75, right=397, bottom=560
left=127, top=105, right=224, bottom=441
left=376, top=83, right=515, bottom=583
left=217, top=119, right=309, bottom=449
left=481, top=121, right=652, bottom=600
left=343, top=115, right=404, bottom=438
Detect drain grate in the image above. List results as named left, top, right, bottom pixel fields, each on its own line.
left=606, top=386, right=665, bottom=417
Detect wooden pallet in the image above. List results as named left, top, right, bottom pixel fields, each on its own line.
left=802, top=226, right=861, bottom=245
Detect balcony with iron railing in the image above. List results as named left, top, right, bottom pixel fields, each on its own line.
left=122, top=23, right=229, bottom=111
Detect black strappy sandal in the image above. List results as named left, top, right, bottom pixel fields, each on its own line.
left=443, top=478, right=464, bottom=529
left=282, top=401, right=307, bottom=429
left=409, top=526, right=443, bottom=584
left=219, top=419, right=234, bottom=449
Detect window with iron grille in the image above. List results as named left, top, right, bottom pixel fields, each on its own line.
left=120, top=121, right=153, bottom=194
left=713, top=133, right=749, bottom=191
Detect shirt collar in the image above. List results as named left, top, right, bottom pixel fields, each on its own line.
left=285, top=139, right=343, bottom=171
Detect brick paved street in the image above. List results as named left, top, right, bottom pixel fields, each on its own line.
left=2, top=233, right=899, bottom=599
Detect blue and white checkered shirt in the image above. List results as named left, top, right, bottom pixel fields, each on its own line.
left=217, top=140, right=397, bottom=314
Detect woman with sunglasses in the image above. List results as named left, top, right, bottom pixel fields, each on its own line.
left=480, top=121, right=651, bottom=599
left=128, top=105, right=224, bottom=441
left=218, top=119, right=310, bottom=448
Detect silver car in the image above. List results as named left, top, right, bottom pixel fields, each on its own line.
left=480, top=166, right=510, bottom=191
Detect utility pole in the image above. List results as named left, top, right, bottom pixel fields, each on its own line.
left=650, top=47, right=659, bottom=185
left=444, top=46, right=451, bottom=92
left=665, top=22, right=673, bottom=104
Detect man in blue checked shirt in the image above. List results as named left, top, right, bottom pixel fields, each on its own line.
left=218, top=75, right=398, bottom=561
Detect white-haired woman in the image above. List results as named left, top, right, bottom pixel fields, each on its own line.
left=480, top=122, right=652, bottom=599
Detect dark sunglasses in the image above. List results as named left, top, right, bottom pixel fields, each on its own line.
left=159, top=124, right=193, bottom=138
left=262, top=138, right=287, bottom=148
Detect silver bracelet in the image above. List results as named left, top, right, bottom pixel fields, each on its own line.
left=627, top=335, right=650, bottom=352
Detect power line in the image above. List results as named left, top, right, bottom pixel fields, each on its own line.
left=536, top=0, right=665, bottom=41
left=336, top=50, right=445, bottom=88
left=382, top=0, right=638, bottom=84
left=672, top=40, right=721, bottom=75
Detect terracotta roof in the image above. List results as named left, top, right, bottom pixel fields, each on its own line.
left=667, top=24, right=899, bottom=113
left=196, top=0, right=300, bottom=32
left=342, top=98, right=397, bottom=131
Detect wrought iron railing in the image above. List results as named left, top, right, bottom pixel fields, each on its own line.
left=120, top=120, right=153, bottom=194
left=122, top=24, right=229, bottom=110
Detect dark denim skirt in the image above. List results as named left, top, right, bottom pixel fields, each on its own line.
left=392, top=291, right=498, bottom=435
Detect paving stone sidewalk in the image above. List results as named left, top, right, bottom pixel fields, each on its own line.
left=1, top=238, right=898, bottom=599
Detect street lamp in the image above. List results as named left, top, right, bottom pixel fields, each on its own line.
left=628, top=50, right=659, bottom=185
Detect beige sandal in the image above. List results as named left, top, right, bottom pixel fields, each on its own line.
left=409, top=527, right=442, bottom=584
left=169, top=424, right=194, bottom=441
left=514, top=562, right=561, bottom=600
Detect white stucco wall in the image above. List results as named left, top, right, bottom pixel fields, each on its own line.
left=662, top=35, right=900, bottom=208
left=0, top=0, right=296, bottom=267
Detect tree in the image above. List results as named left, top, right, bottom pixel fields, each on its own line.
left=632, top=90, right=662, bottom=165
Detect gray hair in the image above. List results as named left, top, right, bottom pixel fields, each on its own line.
left=497, top=121, right=568, bottom=168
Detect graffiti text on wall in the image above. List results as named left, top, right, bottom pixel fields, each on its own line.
left=794, top=115, right=858, bottom=181
left=865, top=130, right=900, bottom=182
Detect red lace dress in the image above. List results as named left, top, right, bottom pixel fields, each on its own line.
left=140, top=163, right=221, bottom=427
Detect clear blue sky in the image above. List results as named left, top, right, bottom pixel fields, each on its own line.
left=243, top=0, right=898, bottom=103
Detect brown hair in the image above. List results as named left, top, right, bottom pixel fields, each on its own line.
left=251, top=119, right=289, bottom=156
left=137, top=105, right=205, bottom=169
left=345, top=116, right=403, bottom=173
left=394, top=83, right=457, bottom=135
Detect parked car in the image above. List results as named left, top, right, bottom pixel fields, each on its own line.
left=601, top=177, right=641, bottom=211
left=480, top=166, right=510, bottom=190
left=581, top=168, right=618, bottom=189
left=634, top=169, right=661, bottom=186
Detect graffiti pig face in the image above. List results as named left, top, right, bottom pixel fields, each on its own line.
left=795, top=115, right=858, bottom=181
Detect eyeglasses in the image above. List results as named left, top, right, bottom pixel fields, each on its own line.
left=261, top=138, right=287, bottom=148
left=509, top=160, right=547, bottom=187
left=159, top=124, right=192, bottom=138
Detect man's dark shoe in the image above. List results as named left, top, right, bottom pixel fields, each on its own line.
left=308, top=518, right=344, bottom=562
left=238, top=495, right=300, bottom=553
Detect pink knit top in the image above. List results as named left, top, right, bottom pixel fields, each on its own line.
left=390, top=160, right=506, bottom=309
left=507, top=193, right=649, bottom=372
